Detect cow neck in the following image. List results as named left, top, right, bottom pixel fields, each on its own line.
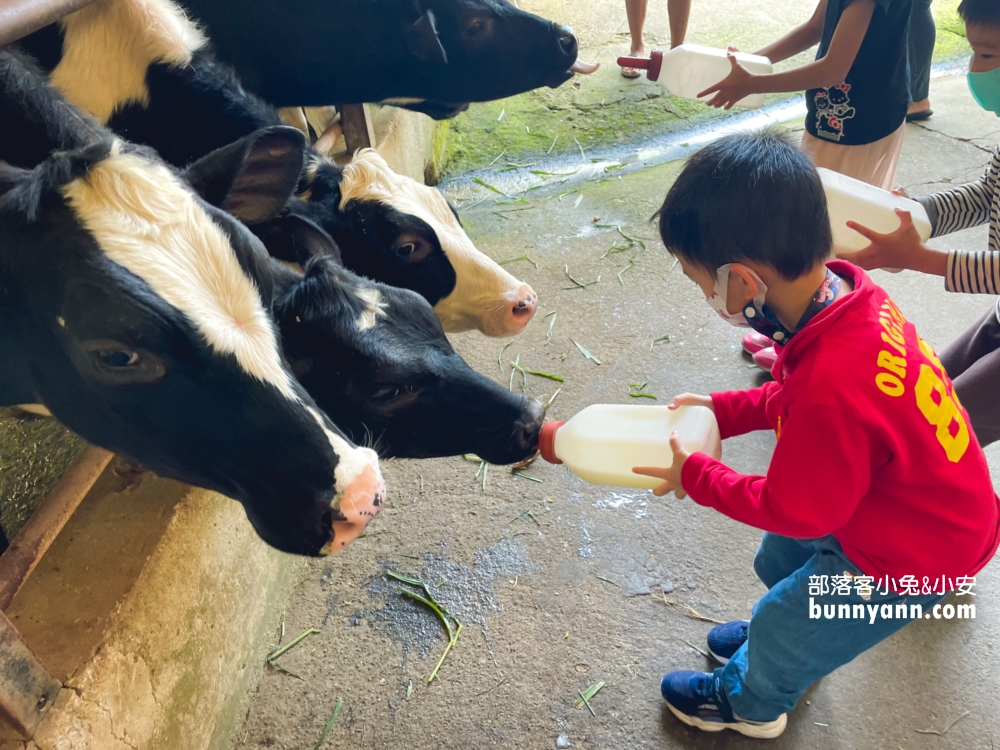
left=50, top=0, right=206, bottom=124
left=0, top=50, right=103, bottom=168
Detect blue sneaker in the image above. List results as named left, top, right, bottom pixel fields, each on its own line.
left=661, top=670, right=787, bottom=739
left=706, top=619, right=749, bottom=664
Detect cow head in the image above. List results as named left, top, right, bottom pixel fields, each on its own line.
left=287, top=149, right=537, bottom=337
left=269, top=219, right=544, bottom=461
left=0, top=126, right=383, bottom=556
left=381, top=0, right=597, bottom=117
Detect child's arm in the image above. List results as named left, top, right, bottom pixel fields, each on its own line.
left=839, top=150, right=1000, bottom=293
left=709, top=381, right=780, bottom=438
left=633, top=383, right=781, bottom=495
left=681, top=400, right=872, bottom=538
left=699, top=0, right=876, bottom=110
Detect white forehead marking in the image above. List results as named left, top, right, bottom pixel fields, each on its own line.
left=51, top=0, right=206, bottom=123
left=337, top=149, right=525, bottom=333
left=306, top=407, right=378, bottom=494
left=355, top=288, right=388, bottom=331
left=61, top=144, right=299, bottom=402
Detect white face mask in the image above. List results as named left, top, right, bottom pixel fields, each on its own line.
left=706, top=264, right=768, bottom=328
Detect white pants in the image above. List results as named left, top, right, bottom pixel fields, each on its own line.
left=801, top=122, right=907, bottom=190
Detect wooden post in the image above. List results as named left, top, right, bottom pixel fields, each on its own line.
left=0, top=446, right=113, bottom=611
left=0, top=609, right=60, bottom=740
left=338, top=103, right=375, bottom=154
left=0, top=0, right=97, bottom=46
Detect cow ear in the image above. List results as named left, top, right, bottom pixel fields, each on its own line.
left=287, top=214, right=344, bottom=266
left=405, top=10, right=448, bottom=63
left=184, top=126, right=306, bottom=224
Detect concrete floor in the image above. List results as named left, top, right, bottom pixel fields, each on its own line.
left=236, top=76, right=1000, bottom=750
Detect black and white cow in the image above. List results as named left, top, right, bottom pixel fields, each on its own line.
left=264, top=217, right=545, bottom=461
left=176, top=0, right=599, bottom=119
left=20, top=0, right=540, bottom=337
left=0, top=50, right=383, bottom=557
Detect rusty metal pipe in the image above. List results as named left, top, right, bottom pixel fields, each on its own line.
left=0, top=445, right=113, bottom=611
left=0, top=0, right=97, bottom=47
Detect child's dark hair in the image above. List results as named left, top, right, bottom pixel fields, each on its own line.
left=655, top=130, right=831, bottom=280
left=959, top=0, right=1000, bottom=27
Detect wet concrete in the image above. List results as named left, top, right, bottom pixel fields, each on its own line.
left=238, top=75, right=1000, bottom=749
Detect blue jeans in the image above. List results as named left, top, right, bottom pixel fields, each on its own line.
left=717, top=533, right=944, bottom=722
left=908, top=0, right=935, bottom=103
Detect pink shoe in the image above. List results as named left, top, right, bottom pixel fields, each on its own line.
left=752, top=346, right=778, bottom=372
left=742, top=331, right=774, bottom=355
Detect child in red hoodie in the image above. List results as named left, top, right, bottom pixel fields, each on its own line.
left=634, top=131, right=1000, bottom=739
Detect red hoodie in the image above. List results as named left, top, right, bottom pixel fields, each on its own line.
left=682, top=262, right=1000, bottom=586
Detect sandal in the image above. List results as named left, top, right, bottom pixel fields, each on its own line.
left=621, top=66, right=641, bottom=79
left=905, top=109, right=933, bottom=123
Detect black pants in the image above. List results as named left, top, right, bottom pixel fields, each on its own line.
left=941, top=302, right=1000, bottom=448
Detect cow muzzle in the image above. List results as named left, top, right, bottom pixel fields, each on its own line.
left=322, top=462, right=386, bottom=554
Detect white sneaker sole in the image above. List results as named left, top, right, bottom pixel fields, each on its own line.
left=666, top=702, right=787, bottom=739
left=707, top=647, right=730, bottom=665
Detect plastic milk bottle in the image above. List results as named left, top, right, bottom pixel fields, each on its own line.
left=616, top=44, right=773, bottom=109
left=819, top=168, right=932, bottom=262
left=537, top=404, right=722, bottom=490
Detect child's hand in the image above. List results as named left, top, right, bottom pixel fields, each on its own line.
left=698, top=49, right=756, bottom=110
left=668, top=393, right=714, bottom=412
left=633, top=432, right=691, bottom=498
left=839, top=208, right=931, bottom=272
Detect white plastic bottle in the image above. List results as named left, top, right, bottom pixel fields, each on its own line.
left=819, top=168, right=932, bottom=261
left=537, top=404, right=722, bottom=490
left=617, top=45, right=773, bottom=109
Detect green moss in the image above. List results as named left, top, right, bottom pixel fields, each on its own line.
left=444, top=81, right=736, bottom=176
left=0, top=412, right=85, bottom=542
left=425, top=120, right=451, bottom=186
left=933, top=0, right=971, bottom=62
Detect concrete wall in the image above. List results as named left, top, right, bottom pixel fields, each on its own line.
left=2, top=466, right=301, bottom=750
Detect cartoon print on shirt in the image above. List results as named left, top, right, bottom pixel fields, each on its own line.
left=814, top=84, right=856, bottom=142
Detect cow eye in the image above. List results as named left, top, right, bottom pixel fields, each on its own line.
left=81, top=339, right=165, bottom=384
left=372, top=385, right=419, bottom=404
left=373, top=386, right=399, bottom=401
left=95, top=348, right=140, bottom=368
left=466, top=19, right=483, bottom=37
left=396, top=242, right=416, bottom=257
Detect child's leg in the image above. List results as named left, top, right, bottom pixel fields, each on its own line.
left=753, top=533, right=816, bottom=589
left=721, top=543, right=943, bottom=722
left=907, top=0, right=935, bottom=111
left=801, top=123, right=906, bottom=190
left=941, top=303, right=1000, bottom=447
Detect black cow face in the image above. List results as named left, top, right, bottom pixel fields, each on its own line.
left=270, top=224, right=544, bottom=463
left=267, top=196, right=459, bottom=310
left=385, top=0, right=582, bottom=117
left=0, top=128, right=384, bottom=556
left=172, top=0, right=592, bottom=117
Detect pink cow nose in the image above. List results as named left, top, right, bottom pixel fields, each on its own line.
left=510, top=284, right=538, bottom=327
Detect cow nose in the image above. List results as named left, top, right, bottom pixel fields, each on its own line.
left=556, top=25, right=578, bottom=60
left=510, top=284, right=538, bottom=327
left=514, top=398, right=546, bottom=453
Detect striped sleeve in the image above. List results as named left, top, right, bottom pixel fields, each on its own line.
left=945, top=250, right=1000, bottom=294
left=918, top=147, right=1000, bottom=238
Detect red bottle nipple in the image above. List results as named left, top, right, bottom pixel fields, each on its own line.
left=537, top=421, right=565, bottom=464
left=616, top=49, right=664, bottom=82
